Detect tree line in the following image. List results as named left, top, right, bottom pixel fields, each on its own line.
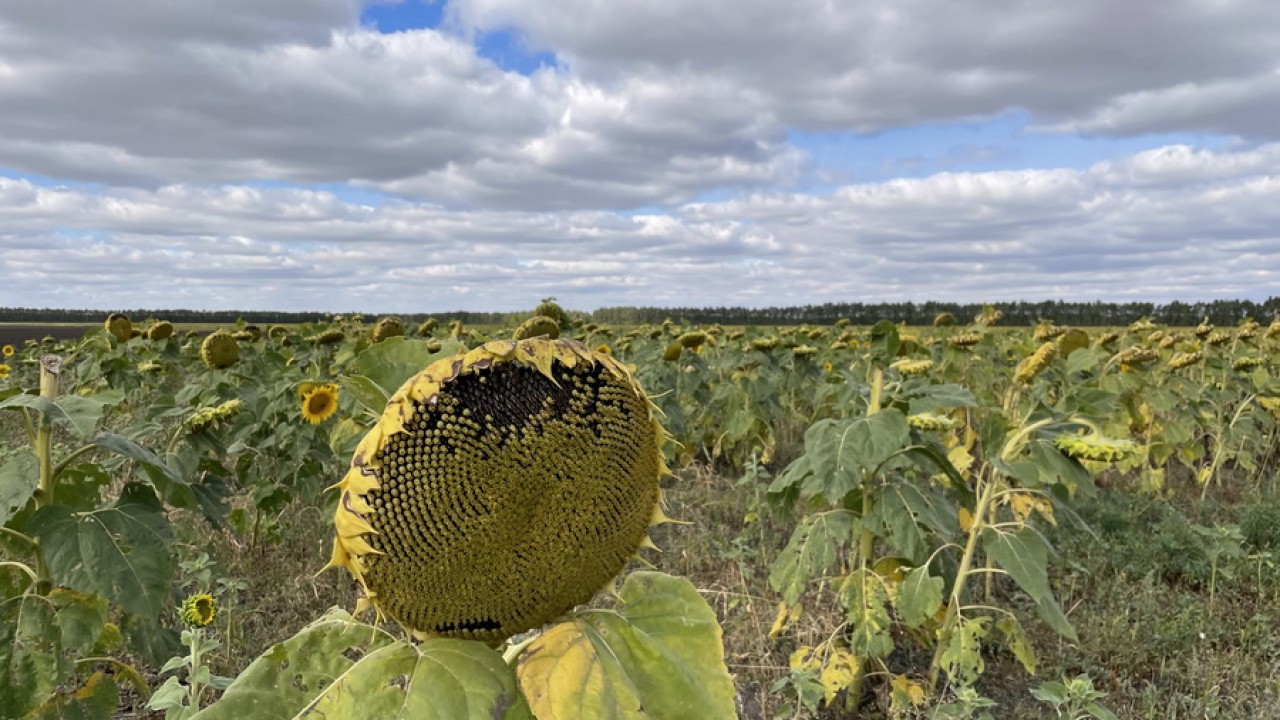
left=1, top=297, right=1276, bottom=328
left=590, top=298, right=1280, bottom=327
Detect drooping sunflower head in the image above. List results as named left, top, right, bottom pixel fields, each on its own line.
left=104, top=313, right=132, bottom=343
left=179, top=593, right=217, bottom=628
left=677, top=331, right=710, bottom=349
left=0, top=364, right=11, bottom=380
left=371, top=316, right=406, bottom=343
left=1057, top=328, right=1090, bottom=357
left=1014, top=341, right=1057, bottom=383
left=301, top=383, right=340, bottom=424
left=147, top=321, right=174, bottom=341
left=892, top=358, right=934, bottom=376
left=1032, top=323, right=1067, bottom=342
left=200, top=331, right=240, bottom=369
left=1232, top=356, right=1264, bottom=372
left=325, top=338, right=667, bottom=644
left=933, top=312, right=956, bottom=327
left=512, top=315, right=561, bottom=341
left=311, top=329, right=346, bottom=345
left=416, top=318, right=439, bottom=337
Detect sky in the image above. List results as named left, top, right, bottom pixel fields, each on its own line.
left=1, top=0, right=1278, bottom=313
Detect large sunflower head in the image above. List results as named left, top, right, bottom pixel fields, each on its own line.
left=301, top=383, right=340, bottom=424
left=1, top=344, right=13, bottom=357
left=104, top=313, right=132, bottom=343
left=200, top=331, right=240, bottom=369
left=147, top=321, right=175, bottom=341
left=324, top=338, right=668, bottom=644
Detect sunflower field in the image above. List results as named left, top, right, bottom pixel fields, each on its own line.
left=1, top=309, right=1278, bottom=719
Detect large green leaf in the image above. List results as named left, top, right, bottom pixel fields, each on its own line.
left=52, top=391, right=123, bottom=440
left=194, top=608, right=526, bottom=720
left=798, top=411, right=911, bottom=501
left=870, top=481, right=957, bottom=563
left=0, top=593, right=69, bottom=718
left=0, top=448, right=38, bottom=526
left=340, top=374, right=390, bottom=413
left=351, top=338, right=462, bottom=397
left=897, top=564, right=943, bottom=629
left=769, top=510, right=856, bottom=604
left=906, top=383, right=977, bottom=414
left=518, top=571, right=736, bottom=720
left=981, top=527, right=1050, bottom=604
left=29, top=483, right=174, bottom=618
left=92, top=432, right=186, bottom=491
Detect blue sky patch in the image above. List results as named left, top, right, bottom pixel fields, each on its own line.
left=360, top=0, right=557, bottom=74
left=789, top=111, right=1239, bottom=190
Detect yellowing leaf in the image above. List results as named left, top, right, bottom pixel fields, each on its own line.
left=948, top=444, right=975, bottom=477
left=1008, top=492, right=1036, bottom=522
left=769, top=602, right=803, bottom=639
left=517, top=572, right=736, bottom=720
left=958, top=507, right=974, bottom=532
left=996, top=617, right=1038, bottom=675
left=789, top=646, right=820, bottom=673
left=818, top=647, right=860, bottom=706
left=889, top=674, right=926, bottom=712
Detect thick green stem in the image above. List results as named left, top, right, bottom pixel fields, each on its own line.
left=928, top=471, right=997, bottom=691
left=35, top=357, right=60, bottom=508
left=848, top=367, right=884, bottom=710
left=33, top=356, right=61, bottom=596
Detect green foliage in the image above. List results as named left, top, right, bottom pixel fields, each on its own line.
left=1, top=309, right=1277, bottom=715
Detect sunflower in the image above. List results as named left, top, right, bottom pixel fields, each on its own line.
left=301, top=383, right=340, bottom=424
left=324, top=338, right=667, bottom=643
left=1, top=344, right=13, bottom=357
left=179, top=593, right=217, bottom=628
left=0, top=364, right=10, bottom=379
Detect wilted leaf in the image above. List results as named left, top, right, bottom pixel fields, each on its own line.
left=996, top=617, right=1037, bottom=675
left=26, top=670, right=119, bottom=720
left=517, top=571, right=735, bottom=720
left=769, top=511, right=856, bottom=605
left=0, top=593, right=69, bottom=718
left=840, top=569, right=894, bottom=658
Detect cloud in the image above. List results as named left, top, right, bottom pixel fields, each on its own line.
left=3, top=144, right=1277, bottom=311
left=3, top=0, right=1278, bottom=213
left=453, top=0, right=1280, bottom=135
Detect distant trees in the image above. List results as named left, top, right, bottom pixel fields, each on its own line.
left=1, top=297, right=1276, bottom=327
left=590, top=298, right=1280, bottom=327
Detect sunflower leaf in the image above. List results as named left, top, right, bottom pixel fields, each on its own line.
left=517, top=571, right=736, bottom=720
